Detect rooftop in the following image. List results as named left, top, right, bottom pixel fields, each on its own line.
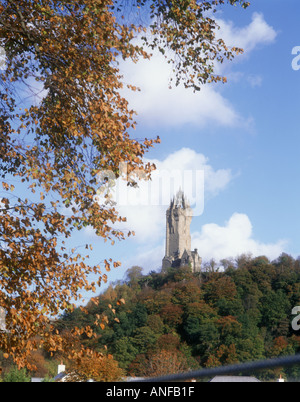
left=210, top=376, right=261, bottom=383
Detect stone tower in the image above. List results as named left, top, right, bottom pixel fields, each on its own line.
left=162, top=190, right=201, bottom=273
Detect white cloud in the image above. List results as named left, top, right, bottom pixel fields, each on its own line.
left=192, top=213, right=287, bottom=262
left=147, top=148, right=233, bottom=198
left=103, top=148, right=233, bottom=243
left=120, top=212, right=287, bottom=272
left=216, top=12, right=277, bottom=55
left=123, top=244, right=165, bottom=274
left=121, top=50, right=242, bottom=128
left=120, top=13, right=277, bottom=129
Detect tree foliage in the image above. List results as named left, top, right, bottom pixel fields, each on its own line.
left=67, top=353, right=124, bottom=382
left=2, top=366, right=31, bottom=382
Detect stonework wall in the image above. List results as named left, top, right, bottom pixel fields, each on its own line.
left=162, top=191, right=201, bottom=273
left=166, top=207, right=192, bottom=259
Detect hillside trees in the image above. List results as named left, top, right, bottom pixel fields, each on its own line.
left=67, top=353, right=124, bottom=382
left=0, top=0, right=250, bottom=368
left=132, top=349, right=190, bottom=378
left=59, top=256, right=300, bottom=380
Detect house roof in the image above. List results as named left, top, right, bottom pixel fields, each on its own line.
left=210, top=376, right=261, bottom=382
left=31, top=377, right=44, bottom=383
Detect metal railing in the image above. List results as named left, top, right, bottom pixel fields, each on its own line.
left=132, top=353, right=300, bottom=382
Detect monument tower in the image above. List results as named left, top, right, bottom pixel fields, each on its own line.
left=162, top=190, right=201, bottom=273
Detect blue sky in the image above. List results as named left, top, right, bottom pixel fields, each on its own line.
left=5, top=0, right=300, bottom=300
left=80, top=0, right=300, bottom=296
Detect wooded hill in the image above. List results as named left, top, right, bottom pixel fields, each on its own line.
left=58, top=253, right=300, bottom=381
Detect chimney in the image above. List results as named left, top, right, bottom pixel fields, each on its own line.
left=277, top=374, right=285, bottom=383
left=58, top=361, right=66, bottom=375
